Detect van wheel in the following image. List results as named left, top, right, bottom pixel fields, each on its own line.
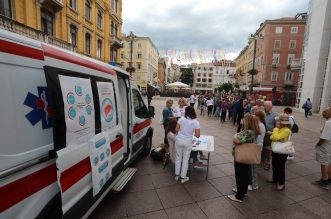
left=142, top=135, right=152, bottom=156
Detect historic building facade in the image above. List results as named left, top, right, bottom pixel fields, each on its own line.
left=121, top=35, right=159, bottom=91
left=0, top=0, right=123, bottom=64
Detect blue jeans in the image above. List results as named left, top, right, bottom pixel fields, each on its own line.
left=190, top=151, right=199, bottom=162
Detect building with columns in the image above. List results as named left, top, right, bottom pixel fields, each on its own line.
left=296, top=0, right=331, bottom=112
left=0, top=0, right=123, bottom=64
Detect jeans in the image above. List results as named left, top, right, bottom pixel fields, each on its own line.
left=163, top=123, right=168, bottom=144
left=272, top=152, right=288, bottom=185
left=190, top=151, right=198, bottom=162
left=234, top=161, right=250, bottom=200
left=249, top=164, right=259, bottom=189
left=175, top=139, right=192, bottom=178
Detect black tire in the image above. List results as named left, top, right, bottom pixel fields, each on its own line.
left=142, top=135, right=152, bottom=156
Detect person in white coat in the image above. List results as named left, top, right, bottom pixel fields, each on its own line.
left=175, top=106, right=200, bottom=183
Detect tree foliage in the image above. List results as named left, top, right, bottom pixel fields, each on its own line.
left=179, top=68, right=193, bottom=86
left=217, top=82, right=234, bottom=93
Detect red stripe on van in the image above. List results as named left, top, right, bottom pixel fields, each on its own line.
left=60, top=137, right=123, bottom=192
left=0, top=39, right=44, bottom=60
left=111, top=136, right=124, bottom=154
left=0, top=164, right=57, bottom=213
left=60, top=157, right=91, bottom=193
left=133, top=118, right=152, bottom=134
left=42, top=45, right=116, bottom=76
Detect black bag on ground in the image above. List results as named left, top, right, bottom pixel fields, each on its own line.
left=150, top=147, right=166, bottom=161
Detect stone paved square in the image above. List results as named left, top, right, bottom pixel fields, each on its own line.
left=90, top=98, right=328, bottom=218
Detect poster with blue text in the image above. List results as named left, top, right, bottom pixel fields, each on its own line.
left=59, top=75, right=95, bottom=147
left=89, top=132, right=112, bottom=196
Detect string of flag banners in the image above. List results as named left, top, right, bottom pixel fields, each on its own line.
left=159, top=49, right=229, bottom=65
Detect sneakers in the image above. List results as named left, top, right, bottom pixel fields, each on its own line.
left=287, top=155, right=294, bottom=160
left=232, top=188, right=247, bottom=195
left=314, top=179, right=330, bottom=190
left=181, top=177, right=189, bottom=183
left=174, top=175, right=179, bottom=181
left=227, top=194, right=243, bottom=203
left=247, top=185, right=258, bottom=190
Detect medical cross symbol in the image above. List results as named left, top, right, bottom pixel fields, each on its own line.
left=24, top=87, right=53, bottom=129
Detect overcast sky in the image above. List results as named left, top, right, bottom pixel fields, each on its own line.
left=122, top=0, right=309, bottom=60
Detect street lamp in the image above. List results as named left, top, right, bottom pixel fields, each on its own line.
left=249, top=33, right=263, bottom=94
left=126, top=31, right=136, bottom=76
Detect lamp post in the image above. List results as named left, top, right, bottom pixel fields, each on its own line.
left=249, top=33, right=263, bottom=94
left=127, top=31, right=136, bottom=76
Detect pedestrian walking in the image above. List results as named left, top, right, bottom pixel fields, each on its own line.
left=189, top=92, right=196, bottom=107
left=174, top=106, right=200, bottom=183
left=302, top=98, right=312, bottom=118
left=220, top=99, right=228, bottom=122
left=206, top=97, right=214, bottom=117
left=228, top=114, right=260, bottom=203
left=314, top=107, right=331, bottom=189
left=266, top=114, right=291, bottom=191
left=162, top=99, right=174, bottom=144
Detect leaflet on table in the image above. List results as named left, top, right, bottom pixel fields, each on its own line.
left=89, top=132, right=112, bottom=197
left=97, top=82, right=117, bottom=131
left=192, top=136, right=210, bottom=147
left=59, top=75, right=95, bottom=147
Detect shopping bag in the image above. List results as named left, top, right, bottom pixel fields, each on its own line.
left=235, top=143, right=261, bottom=164
left=271, top=141, right=295, bottom=155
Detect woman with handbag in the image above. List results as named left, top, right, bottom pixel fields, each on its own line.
left=228, top=114, right=260, bottom=203
left=267, top=114, right=292, bottom=191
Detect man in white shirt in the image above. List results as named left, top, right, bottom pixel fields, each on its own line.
left=190, top=93, right=196, bottom=107
left=315, top=107, right=331, bottom=189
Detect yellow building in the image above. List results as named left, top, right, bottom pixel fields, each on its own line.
left=0, top=0, right=123, bottom=64
left=235, top=45, right=249, bottom=90
left=121, top=34, right=159, bottom=91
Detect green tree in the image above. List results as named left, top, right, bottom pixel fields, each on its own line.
left=218, top=82, right=234, bottom=93
left=179, top=68, right=193, bottom=86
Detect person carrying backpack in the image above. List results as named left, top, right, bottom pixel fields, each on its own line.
left=302, top=98, right=312, bottom=118
left=284, top=107, right=299, bottom=160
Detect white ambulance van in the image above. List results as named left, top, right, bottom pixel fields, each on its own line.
left=0, top=28, right=154, bottom=218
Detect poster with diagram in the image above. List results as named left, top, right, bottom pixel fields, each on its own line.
left=89, top=132, right=112, bottom=197
left=97, top=82, right=116, bottom=131
left=59, top=75, right=95, bottom=147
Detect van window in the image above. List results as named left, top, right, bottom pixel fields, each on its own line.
left=132, top=89, right=148, bottom=118
left=44, top=66, right=119, bottom=150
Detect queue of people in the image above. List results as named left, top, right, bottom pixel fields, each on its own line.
left=159, top=94, right=331, bottom=204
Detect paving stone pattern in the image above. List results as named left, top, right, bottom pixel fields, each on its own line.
left=90, top=98, right=330, bottom=219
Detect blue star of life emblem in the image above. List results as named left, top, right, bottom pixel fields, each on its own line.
left=24, top=87, right=53, bottom=129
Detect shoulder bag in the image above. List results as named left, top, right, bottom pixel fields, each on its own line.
left=271, top=134, right=295, bottom=155
left=234, top=136, right=261, bottom=164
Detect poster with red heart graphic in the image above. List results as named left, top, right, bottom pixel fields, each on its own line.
left=97, top=82, right=116, bottom=131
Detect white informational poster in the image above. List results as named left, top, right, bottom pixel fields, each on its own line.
left=89, top=132, right=112, bottom=197
left=97, top=82, right=116, bottom=131
left=59, top=75, right=95, bottom=147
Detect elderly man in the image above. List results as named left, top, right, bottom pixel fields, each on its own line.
left=263, top=101, right=277, bottom=170
left=315, top=107, right=331, bottom=189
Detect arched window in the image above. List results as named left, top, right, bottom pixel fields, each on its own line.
left=85, top=0, right=91, bottom=20
left=85, top=33, right=91, bottom=55
left=69, top=0, right=77, bottom=10
left=97, top=10, right=102, bottom=28
left=97, top=39, right=102, bottom=59
left=70, top=24, right=77, bottom=47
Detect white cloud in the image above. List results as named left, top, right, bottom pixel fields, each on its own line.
left=122, top=0, right=309, bottom=60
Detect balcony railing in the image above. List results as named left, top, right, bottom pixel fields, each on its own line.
left=110, top=34, right=123, bottom=48
left=290, top=58, right=304, bottom=70
left=39, top=0, right=63, bottom=13
left=0, top=14, right=74, bottom=51
left=284, top=80, right=293, bottom=86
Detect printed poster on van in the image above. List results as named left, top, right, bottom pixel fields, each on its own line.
left=97, top=82, right=116, bottom=131
left=89, top=132, right=112, bottom=197
left=59, top=75, right=95, bottom=147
